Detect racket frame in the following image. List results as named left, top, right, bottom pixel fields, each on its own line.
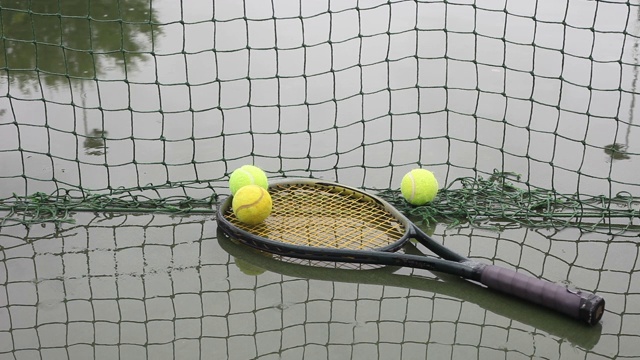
left=217, top=179, right=483, bottom=276
left=216, top=178, right=605, bottom=325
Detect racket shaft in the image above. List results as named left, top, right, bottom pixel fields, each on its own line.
left=480, top=265, right=604, bottom=325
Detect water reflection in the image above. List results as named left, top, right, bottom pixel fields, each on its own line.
left=83, top=128, right=108, bottom=156
left=1, top=0, right=160, bottom=159
left=218, top=231, right=604, bottom=352
left=0, top=0, right=159, bottom=88
left=607, top=9, right=640, bottom=162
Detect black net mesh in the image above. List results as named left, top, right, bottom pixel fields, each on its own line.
left=1, top=0, right=639, bottom=358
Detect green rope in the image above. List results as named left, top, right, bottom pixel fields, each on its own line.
left=0, top=182, right=217, bottom=228
left=2, top=172, right=638, bottom=232
left=376, top=171, right=640, bottom=232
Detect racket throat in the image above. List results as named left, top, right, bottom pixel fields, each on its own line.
left=459, top=260, right=486, bottom=281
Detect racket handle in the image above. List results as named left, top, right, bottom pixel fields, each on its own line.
left=479, top=265, right=605, bottom=325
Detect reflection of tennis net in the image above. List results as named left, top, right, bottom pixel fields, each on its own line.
left=1, top=1, right=639, bottom=231
left=0, top=214, right=621, bottom=359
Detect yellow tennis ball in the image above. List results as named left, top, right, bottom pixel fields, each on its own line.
left=401, top=168, right=439, bottom=206
left=229, top=165, right=269, bottom=195
left=232, top=184, right=272, bottom=225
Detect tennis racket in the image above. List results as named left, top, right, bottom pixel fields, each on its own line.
left=216, top=179, right=605, bottom=325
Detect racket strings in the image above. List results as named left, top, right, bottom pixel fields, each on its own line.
left=224, top=183, right=406, bottom=250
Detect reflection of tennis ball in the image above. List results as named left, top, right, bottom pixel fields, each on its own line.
left=234, top=257, right=267, bottom=276
left=401, top=169, right=439, bottom=206
left=229, top=165, right=269, bottom=195
left=232, top=185, right=272, bottom=225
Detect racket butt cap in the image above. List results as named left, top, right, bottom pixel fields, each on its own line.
left=580, top=293, right=605, bottom=326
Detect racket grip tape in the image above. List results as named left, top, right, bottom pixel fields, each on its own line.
left=479, top=265, right=605, bottom=325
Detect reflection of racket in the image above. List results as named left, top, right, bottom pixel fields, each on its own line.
left=217, top=234, right=603, bottom=349
left=216, top=179, right=605, bottom=325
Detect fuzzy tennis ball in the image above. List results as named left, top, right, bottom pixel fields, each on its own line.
left=401, top=168, right=439, bottom=206
left=229, top=165, right=269, bottom=195
left=232, top=184, right=272, bottom=225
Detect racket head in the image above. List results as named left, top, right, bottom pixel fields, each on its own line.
left=216, top=179, right=413, bottom=258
